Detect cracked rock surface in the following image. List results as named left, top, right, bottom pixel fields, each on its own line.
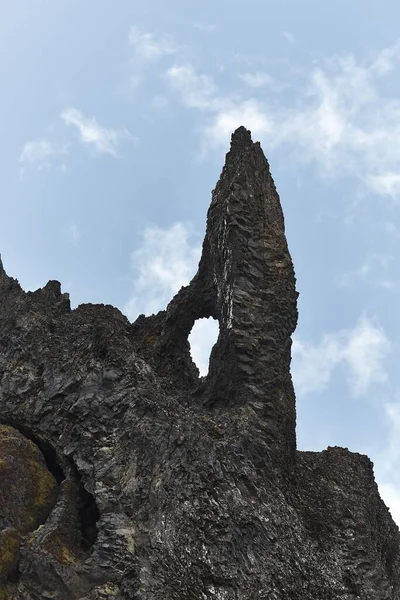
left=0, top=127, right=399, bottom=599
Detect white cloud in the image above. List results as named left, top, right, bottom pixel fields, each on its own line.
left=165, top=64, right=217, bottom=109
left=282, top=31, right=296, bottom=44
left=18, top=139, right=66, bottom=172
left=264, top=49, right=400, bottom=191
left=19, top=139, right=55, bottom=166
left=292, top=335, right=341, bottom=396
left=124, top=222, right=201, bottom=319
left=60, top=108, right=132, bottom=156
left=129, top=26, right=177, bottom=61
left=164, top=41, right=400, bottom=198
left=292, top=316, right=391, bottom=397
left=367, top=173, right=400, bottom=198
left=165, top=64, right=272, bottom=150
left=239, top=72, right=275, bottom=88
left=123, top=222, right=220, bottom=375
left=343, top=317, right=390, bottom=395
left=204, top=99, right=272, bottom=150
left=371, top=41, right=400, bottom=75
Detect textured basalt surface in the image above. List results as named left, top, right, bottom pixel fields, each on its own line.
left=0, top=128, right=399, bottom=599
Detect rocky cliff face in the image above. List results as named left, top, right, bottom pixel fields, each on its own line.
left=0, top=127, right=399, bottom=599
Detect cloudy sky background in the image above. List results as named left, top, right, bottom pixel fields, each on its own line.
left=2, top=1, right=400, bottom=521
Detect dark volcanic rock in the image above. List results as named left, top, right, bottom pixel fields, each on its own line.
left=0, top=128, right=399, bottom=599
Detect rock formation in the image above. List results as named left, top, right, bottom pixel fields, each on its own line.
left=0, top=127, right=399, bottom=599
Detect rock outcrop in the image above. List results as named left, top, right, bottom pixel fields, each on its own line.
left=0, top=128, right=399, bottom=599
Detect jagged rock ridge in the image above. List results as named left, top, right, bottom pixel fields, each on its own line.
left=0, top=128, right=399, bottom=599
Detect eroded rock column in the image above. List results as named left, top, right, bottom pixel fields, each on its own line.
left=163, top=127, right=298, bottom=470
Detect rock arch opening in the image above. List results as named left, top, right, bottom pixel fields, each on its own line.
left=73, top=466, right=100, bottom=550
left=188, top=317, right=220, bottom=376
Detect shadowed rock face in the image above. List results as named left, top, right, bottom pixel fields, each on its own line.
left=0, top=128, right=399, bottom=599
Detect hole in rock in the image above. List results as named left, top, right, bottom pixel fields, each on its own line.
left=74, top=469, right=100, bottom=550
left=188, top=317, right=219, bottom=376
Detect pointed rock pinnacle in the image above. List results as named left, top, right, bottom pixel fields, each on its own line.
left=228, top=126, right=253, bottom=156
left=161, top=128, right=298, bottom=470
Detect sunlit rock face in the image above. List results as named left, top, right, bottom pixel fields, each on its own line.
left=0, top=128, right=399, bottom=599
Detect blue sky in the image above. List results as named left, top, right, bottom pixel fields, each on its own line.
left=2, top=1, right=400, bottom=522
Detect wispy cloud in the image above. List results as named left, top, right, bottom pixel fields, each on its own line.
left=239, top=72, right=275, bottom=88
left=367, top=173, right=400, bottom=198
left=60, top=108, right=132, bottom=156
left=292, top=316, right=391, bottom=397
left=370, top=41, right=400, bottom=75
left=165, top=64, right=217, bottom=109
left=124, top=222, right=219, bottom=375
left=336, top=254, right=396, bottom=290
left=18, top=139, right=67, bottom=173
left=129, top=26, right=177, bottom=61
left=165, top=63, right=272, bottom=150
left=204, top=100, right=272, bottom=149
left=273, top=52, right=400, bottom=185
left=385, top=221, right=400, bottom=238
left=282, top=31, right=296, bottom=44
left=193, top=22, right=216, bottom=34
left=123, top=222, right=221, bottom=374
left=124, top=222, right=200, bottom=319
left=69, top=223, right=81, bottom=246
left=126, top=27, right=180, bottom=93
left=164, top=41, right=400, bottom=198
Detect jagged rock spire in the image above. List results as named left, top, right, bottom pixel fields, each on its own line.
left=227, top=125, right=253, bottom=157
left=163, top=127, right=298, bottom=469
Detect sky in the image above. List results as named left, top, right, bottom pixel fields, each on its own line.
left=2, top=0, right=400, bottom=523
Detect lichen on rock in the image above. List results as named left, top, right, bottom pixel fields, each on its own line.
left=0, top=426, right=58, bottom=534
left=0, top=528, right=20, bottom=583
